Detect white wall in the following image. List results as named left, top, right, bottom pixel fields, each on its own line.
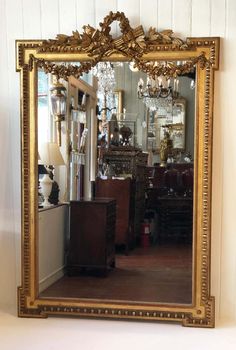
left=39, top=205, right=69, bottom=292
left=0, top=0, right=236, bottom=333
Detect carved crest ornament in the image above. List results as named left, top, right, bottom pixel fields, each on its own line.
left=16, top=11, right=220, bottom=327
left=24, top=11, right=215, bottom=80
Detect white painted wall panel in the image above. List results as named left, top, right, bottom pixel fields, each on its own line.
left=219, top=0, right=236, bottom=321
left=210, top=59, right=224, bottom=320
left=95, top=0, right=117, bottom=29
left=117, top=0, right=140, bottom=27
left=140, top=0, right=158, bottom=31
left=5, top=0, right=24, bottom=294
left=0, top=0, right=17, bottom=308
left=76, top=0, right=95, bottom=31
left=41, top=0, right=60, bottom=38
left=211, top=0, right=226, bottom=36
left=158, top=0, right=173, bottom=30
left=191, top=0, right=211, bottom=36
left=172, top=0, right=192, bottom=38
left=0, top=0, right=236, bottom=327
left=210, top=0, right=226, bottom=323
left=39, top=205, right=69, bottom=292
left=22, top=0, right=42, bottom=39
left=59, top=0, right=77, bottom=34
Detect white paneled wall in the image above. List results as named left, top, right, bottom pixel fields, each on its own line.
left=0, top=0, right=236, bottom=324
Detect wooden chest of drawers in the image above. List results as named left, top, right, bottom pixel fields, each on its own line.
left=96, top=178, right=133, bottom=249
left=67, top=198, right=116, bottom=275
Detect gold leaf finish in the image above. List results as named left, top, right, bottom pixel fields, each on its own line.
left=16, top=11, right=220, bottom=327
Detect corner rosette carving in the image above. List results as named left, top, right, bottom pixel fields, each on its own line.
left=182, top=297, right=215, bottom=328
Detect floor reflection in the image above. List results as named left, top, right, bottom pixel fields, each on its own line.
left=40, top=243, right=192, bottom=304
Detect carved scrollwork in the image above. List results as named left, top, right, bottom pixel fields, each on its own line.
left=18, top=287, right=46, bottom=318
left=183, top=297, right=215, bottom=327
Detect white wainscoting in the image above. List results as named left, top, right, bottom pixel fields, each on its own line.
left=0, top=0, right=236, bottom=329
left=38, top=204, right=69, bottom=293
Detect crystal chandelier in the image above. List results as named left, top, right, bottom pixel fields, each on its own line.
left=137, top=76, right=179, bottom=111
left=92, top=62, right=116, bottom=118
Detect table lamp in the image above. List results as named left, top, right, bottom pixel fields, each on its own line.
left=39, top=142, right=65, bottom=207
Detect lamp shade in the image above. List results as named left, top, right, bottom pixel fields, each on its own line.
left=39, top=142, right=65, bottom=166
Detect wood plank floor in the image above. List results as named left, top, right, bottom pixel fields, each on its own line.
left=40, top=243, right=192, bottom=304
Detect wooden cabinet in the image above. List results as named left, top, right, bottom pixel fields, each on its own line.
left=96, top=178, right=133, bottom=249
left=157, top=197, right=193, bottom=243
left=132, top=165, right=147, bottom=243
left=99, top=147, right=148, bottom=246
left=102, top=146, right=148, bottom=178
left=145, top=164, right=194, bottom=243
left=67, top=199, right=116, bottom=275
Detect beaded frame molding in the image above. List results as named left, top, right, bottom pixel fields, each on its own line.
left=16, top=11, right=219, bottom=327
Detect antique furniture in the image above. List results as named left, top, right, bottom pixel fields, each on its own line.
left=67, top=199, right=116, bottom=275
left=102, top=146, right=147, bottom=177
left=102, top=147, right=148, bottom=243
left=146, top=163, right=193, bottom=190
left=156, top=196, right=193, bottom=244
left=146, top=164, right=193, bottom=243
left=95, top=178, right=133, bottom=249
left=17, top=11, right=219, bottom=327
left=145, top=193, right=193, bottom=244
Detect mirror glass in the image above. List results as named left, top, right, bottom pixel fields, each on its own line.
left=37, top=60, right=195, bottom=305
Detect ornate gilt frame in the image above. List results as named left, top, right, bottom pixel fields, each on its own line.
left=16, top=11, right=219, bottom=327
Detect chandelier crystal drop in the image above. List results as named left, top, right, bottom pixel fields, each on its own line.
left=92, top=62, right=116, bottom=117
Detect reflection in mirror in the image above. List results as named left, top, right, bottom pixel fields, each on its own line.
left=37, top=60, right=195, bottom=305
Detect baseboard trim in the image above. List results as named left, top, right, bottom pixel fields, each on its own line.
left=39, top=266, right=65, bottom=293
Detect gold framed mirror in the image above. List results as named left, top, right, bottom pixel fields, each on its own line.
left=16, top=11, right=219, bottom=327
